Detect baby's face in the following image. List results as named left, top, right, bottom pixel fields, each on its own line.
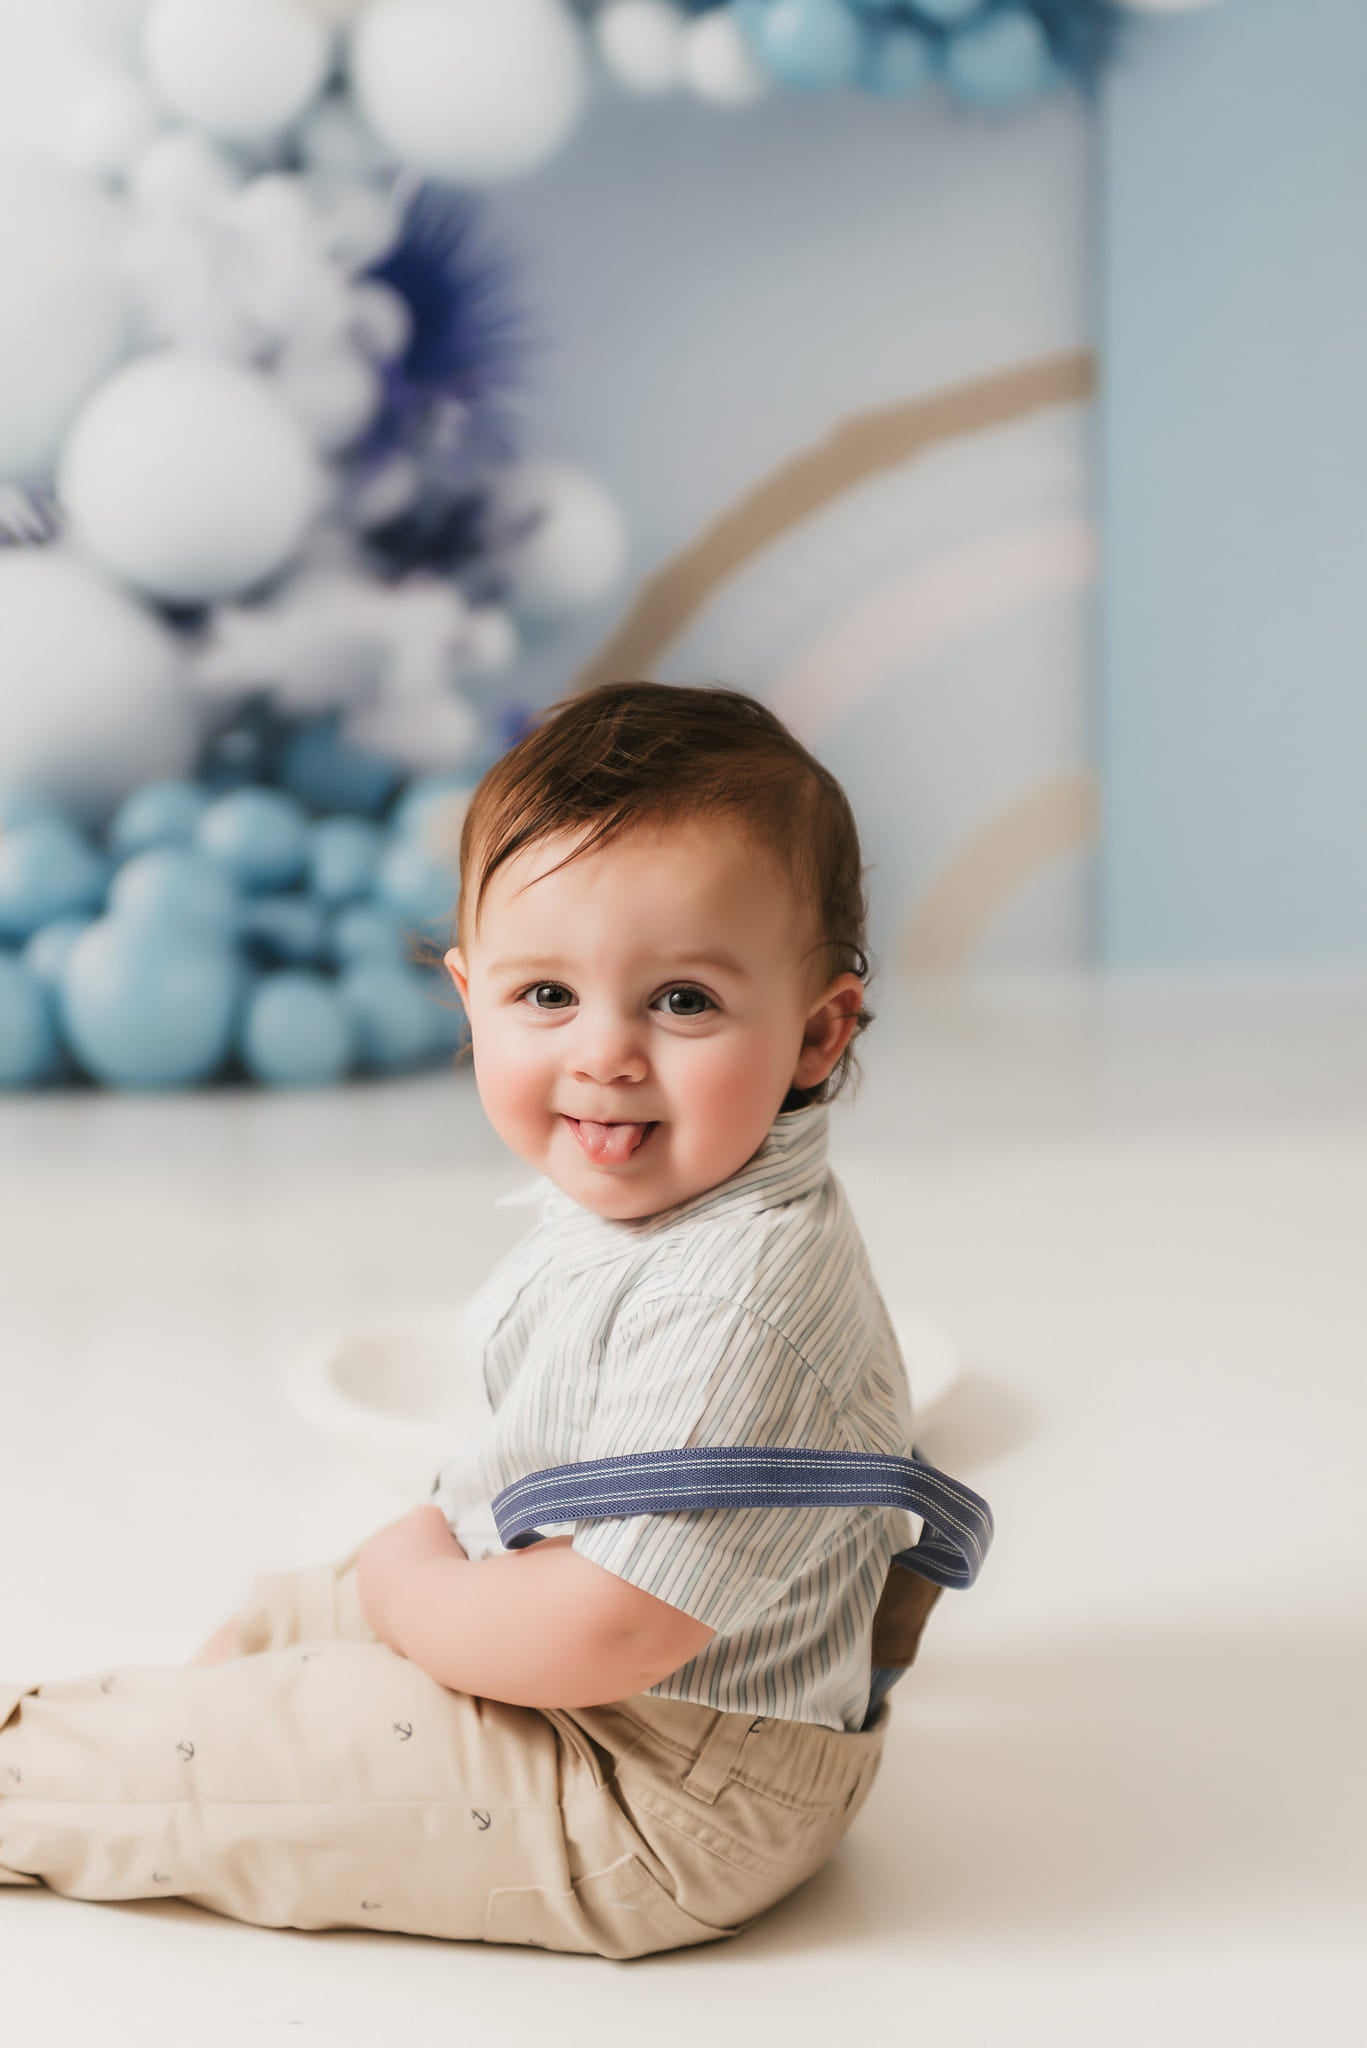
left=446, top=818, right=863, bottom=1221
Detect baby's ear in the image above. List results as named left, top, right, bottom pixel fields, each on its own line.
left=444, top=947, right=469, bottom=1002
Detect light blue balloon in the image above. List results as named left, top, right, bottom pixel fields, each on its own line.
left=240, top=892, right=328, bottom=964
left=239, top=971, right=355, bottom=1087
left=424, top=984, right=471, bottom=1058
left=196, top=786, right=309, bottom=893
left=109, top=780, right=211, bottom=860
left=59, top=918, right=244, bottom=1089
left=758, top=0, right=864, bottom=88
left=109, top=847, right=240, bottom=938
left=0, top=793, right=65, bottom=832
left=307, top=816, right=384, bottom=907
left=0, top=955, right=61, bottom=1085
left=340, top=964, right=452, bottom=1073
left=328, top=901, right=412, bottom=970
left=375, top=839, right=459, bottom=931
left=389, top=775, right=472, bottom=851
left=907, top=0, right=982, bottom=23
left=943, top=10, right=1054, bottom=107
left=859, top=23, right=934, bottom=93
left=0, top=820, right=108, bottom=942
left=22, top=918, right=94, bottom=990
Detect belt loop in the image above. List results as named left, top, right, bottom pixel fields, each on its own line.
left=679, top=1709, right=764, bottom=1806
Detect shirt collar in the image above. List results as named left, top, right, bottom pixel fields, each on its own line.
left=495, top=1100, right=831, bottom=1239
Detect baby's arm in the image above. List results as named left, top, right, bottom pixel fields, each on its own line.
left=360, top=1509, right=715, bottom=1709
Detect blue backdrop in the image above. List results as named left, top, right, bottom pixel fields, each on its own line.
left=1101, top=0, right=1367, bottom=966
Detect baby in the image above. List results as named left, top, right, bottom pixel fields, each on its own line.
left=1, top=679, right=990, bottom=1959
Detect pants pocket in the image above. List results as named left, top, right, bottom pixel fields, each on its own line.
left=483, top=1849, right=743, bottom=1960
left=538, top=1705, right=611, bottom=1792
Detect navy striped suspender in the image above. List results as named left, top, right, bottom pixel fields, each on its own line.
left=490, top=1443, right=994, bottom=1590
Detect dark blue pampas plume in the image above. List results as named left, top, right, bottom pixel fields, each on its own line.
left=352, top=184, right=532, bottom=577
left=370, top=184, right=529, bottom=422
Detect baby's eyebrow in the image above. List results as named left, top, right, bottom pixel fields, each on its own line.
left=489, top=951, right=747, bottom=977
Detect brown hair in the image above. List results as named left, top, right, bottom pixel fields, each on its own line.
left=450, top=680, right=877, bottom=1109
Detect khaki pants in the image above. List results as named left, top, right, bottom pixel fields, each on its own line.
left=0, top=1536, right=891, bottom=1959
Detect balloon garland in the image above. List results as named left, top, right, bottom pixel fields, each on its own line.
left=583, top=1, right=1217, bottom=107
left=0, top=0, right=1212, bottom=1090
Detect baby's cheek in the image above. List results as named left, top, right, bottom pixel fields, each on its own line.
left=475, top=1038, right=545, bottom=1126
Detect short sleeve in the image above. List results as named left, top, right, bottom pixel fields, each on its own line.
left=568, top=1291, right=874, bottom=1637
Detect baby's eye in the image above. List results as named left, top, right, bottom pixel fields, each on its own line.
left=518, top=982, right=573, bottom=1011
left=654, top=985, right=714, bottom=1018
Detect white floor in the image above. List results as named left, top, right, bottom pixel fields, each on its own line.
left=2, top=971, right=1364, bottom=2048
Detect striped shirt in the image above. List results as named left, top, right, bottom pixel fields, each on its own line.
left=430, top=1100, right=923, bottom=1733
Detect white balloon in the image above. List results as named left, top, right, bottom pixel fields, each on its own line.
left=58, top=350, right=324, bottom=604
left=682, top=13, right=770, bottom=106
left=194, top=569, right=385, bottom=712
left=464, top=607, right=518, bottom=674
left=350, top=0, right=589, bottom=184
left=61, top=71, right=164, bottom=179
left=67, top=0, right=157, bottom=67
left=128, top=128, right=243, bottom=214
left=348, top=280, right=413, bottom=363
left=345, top=451, right=421, bottom=530
left=485, top=461, right=627, bottom=619
left=0, top=150, right=133, bottom=484
left=345, top=690, right=480, bottom=774
left=0, top=548, right=197, bottom=823
left=307, top=176, right=404, bottom=270
left=293, top=0, right=368, bottom=20
left=597, top=1, right=685, bottom=95
left=143, top=0, right=333, bottom=142
left=296, top=93, right=394, bottom=176
left=276, top=340, right=381, bottom=452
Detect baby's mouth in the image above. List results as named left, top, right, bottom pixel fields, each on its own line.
left=563, top=1117, right=658, bottom=1165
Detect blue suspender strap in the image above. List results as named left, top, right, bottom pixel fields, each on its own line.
left=489, top=1443, right=994, bottom=1590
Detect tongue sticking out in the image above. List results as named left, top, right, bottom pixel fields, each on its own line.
left=574, top=1120, right=651, bottom=1163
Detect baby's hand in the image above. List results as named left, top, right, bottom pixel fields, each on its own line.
left=356, top=1505, right=468, bottom=1650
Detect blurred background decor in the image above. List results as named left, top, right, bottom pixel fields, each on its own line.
left=0, top=0, right=1221, bottom=1091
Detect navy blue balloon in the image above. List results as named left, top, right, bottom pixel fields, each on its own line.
left=0, top=820, right=108, bottom=943
left=278, top=717, right=404, bottom=817
left=0, top=955, right=61, bottom=1085
left=109, top=780, right=211, bottom=860
left=109, top=847, right=240, bottom=938
left=59, top=918, right=244, bottom=1089
left=240, top=971, right=355, bottom=1087
left=197, top=787, right=310, bottom=893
